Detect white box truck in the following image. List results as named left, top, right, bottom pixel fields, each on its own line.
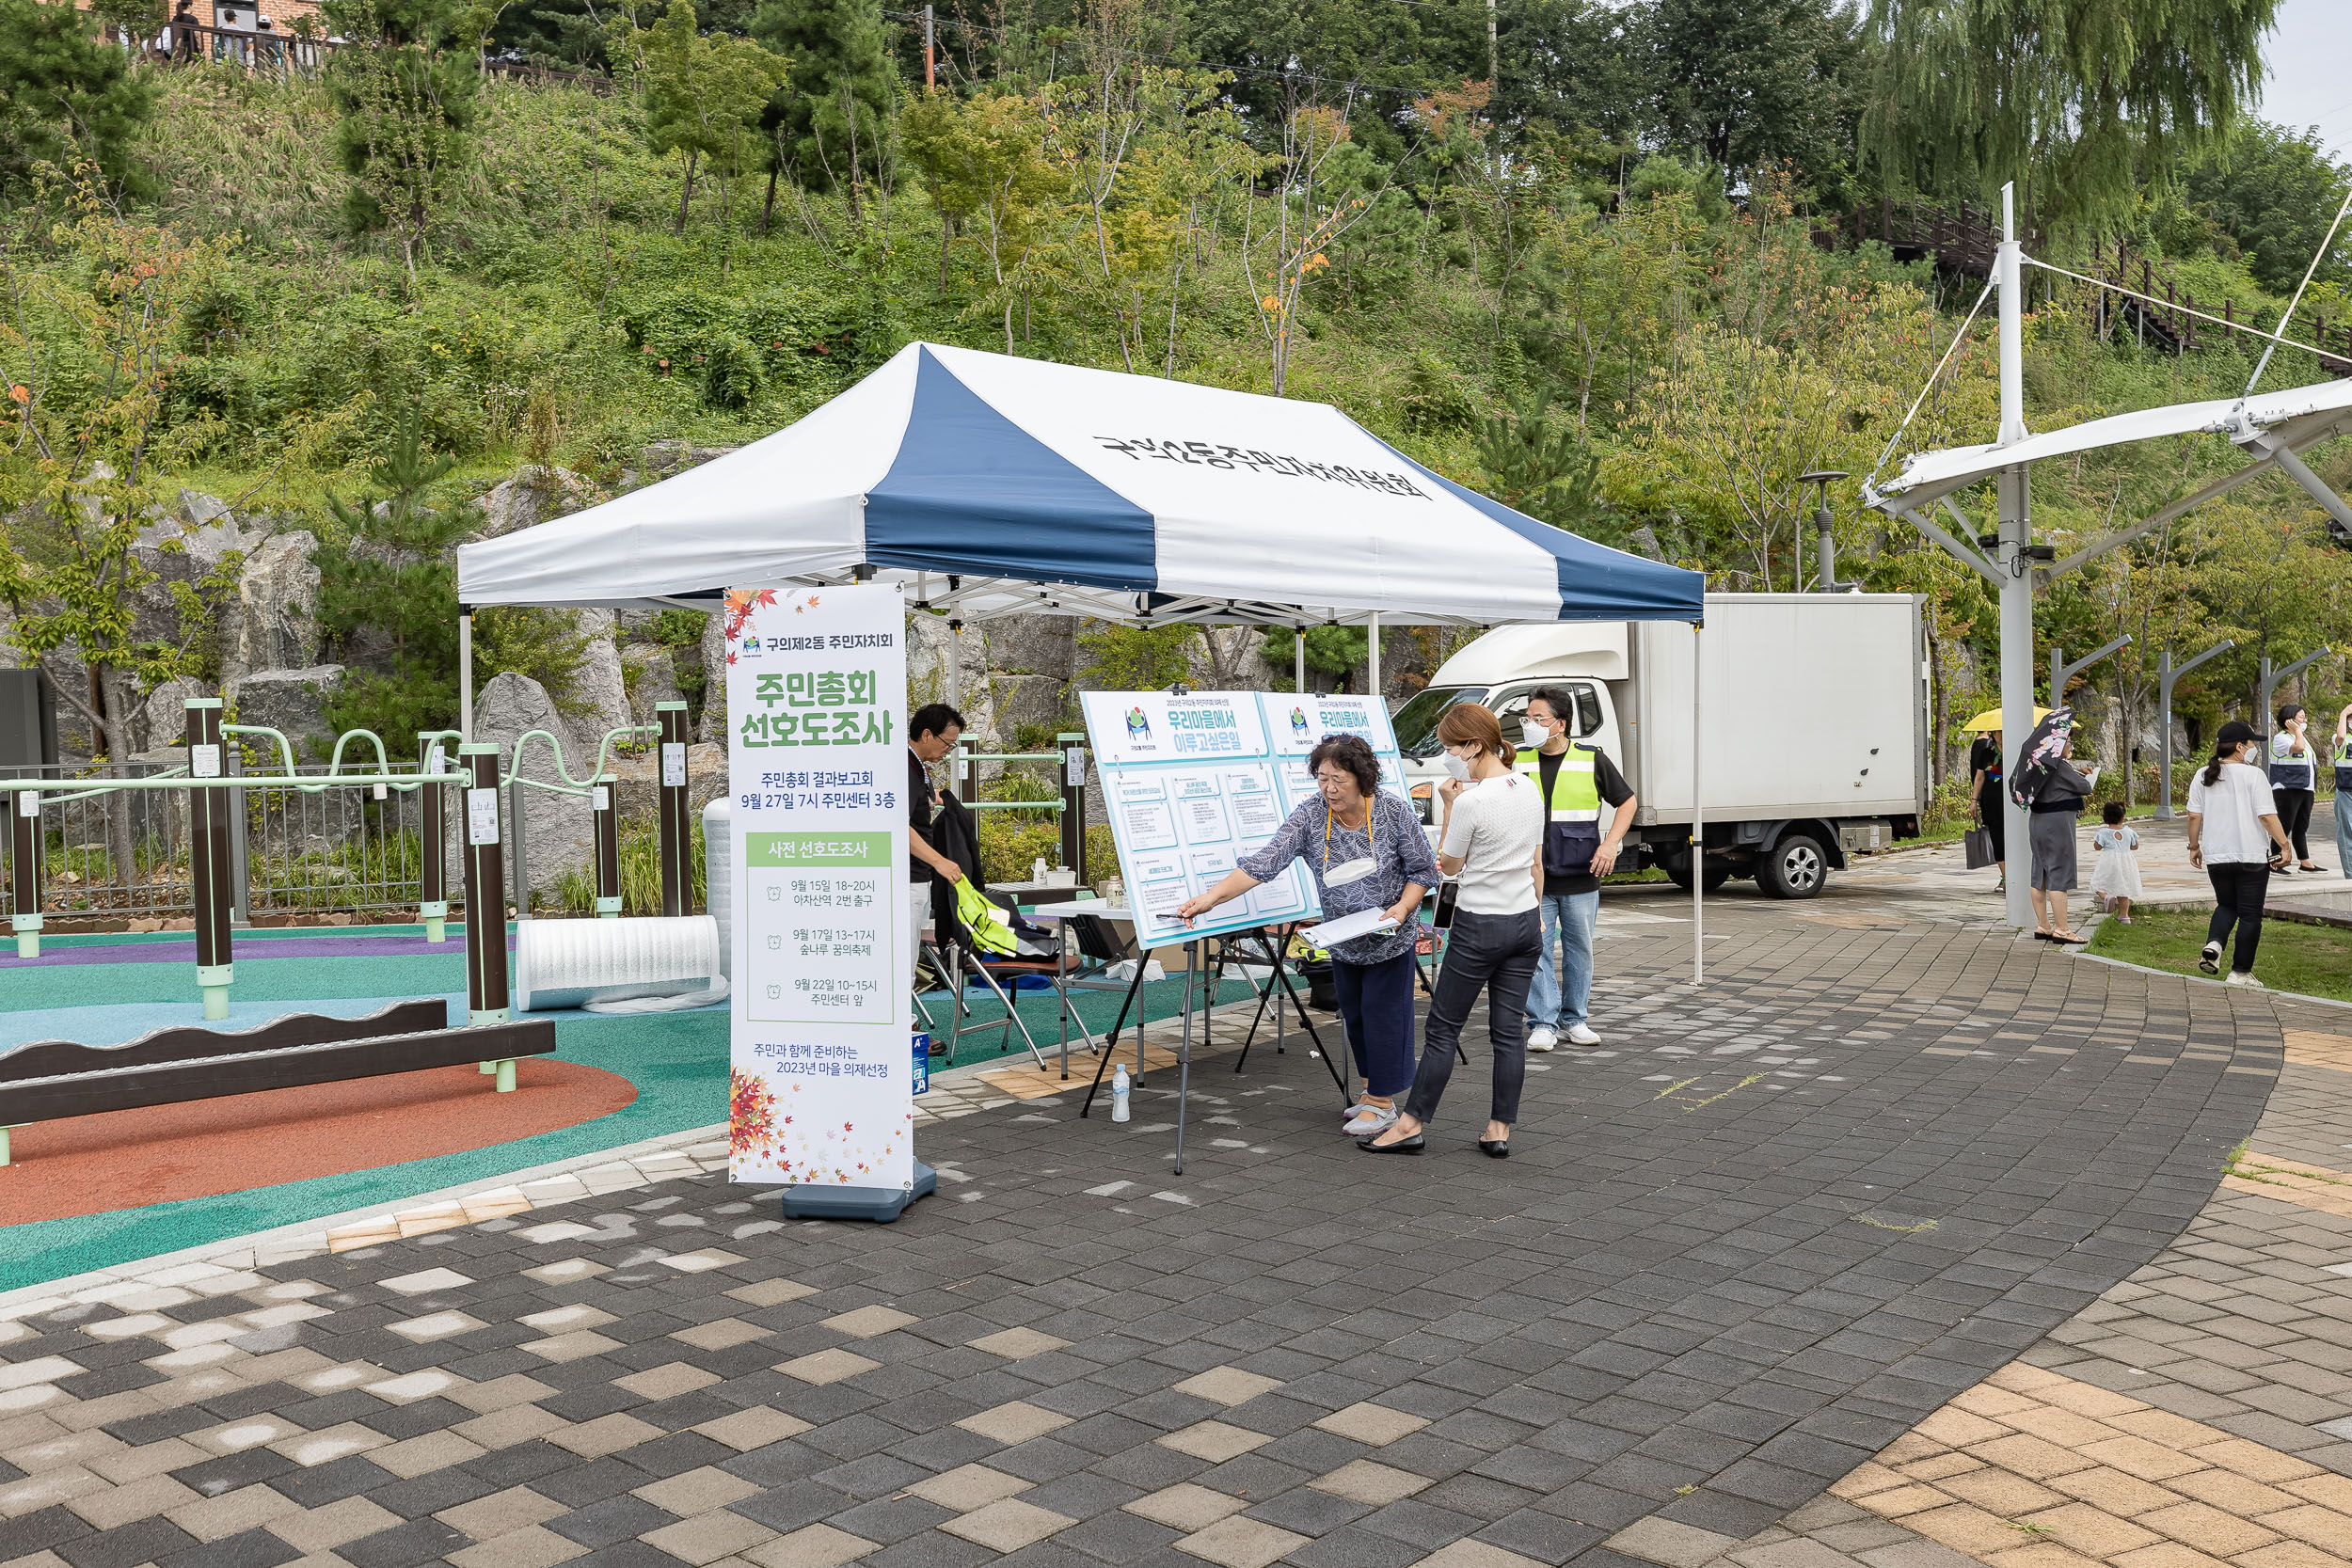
left=1391, top=594, right=1928, bottom=897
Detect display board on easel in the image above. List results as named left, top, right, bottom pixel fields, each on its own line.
left=1080, top=689, right=1408, bottom=950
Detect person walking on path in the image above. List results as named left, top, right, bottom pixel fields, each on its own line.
left=2269, top=705, right=2322, bottom=873
left=1516, top=687, right=1635, bottom=1053
left=2013, top=710, right=2098, bottom=943
left=1970, top=727, right=2006, bottom=892
left=1177, top=734, right=1438, bottom=1139
left=2334, top=705, right=2352, bottom=878
left=2188, top=720, right=2295, bottom=989
left=1362, top=704, right=1544, bottom=1159
left=2089, top=801, right=2142, bottom=923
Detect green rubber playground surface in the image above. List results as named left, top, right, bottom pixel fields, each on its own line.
left=0, top=931, right=1257, bottom=1289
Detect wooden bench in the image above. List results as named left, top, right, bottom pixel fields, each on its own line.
left=0, top=1000, right=558, bottom=1165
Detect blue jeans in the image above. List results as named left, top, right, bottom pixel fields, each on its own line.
left=1524, top=890, right=1597, bottom=1033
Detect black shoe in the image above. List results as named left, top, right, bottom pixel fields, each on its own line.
left=1358, top=1132, right=1424, bottom=1154
left=1479, top=1138, right=1510, bottom=1159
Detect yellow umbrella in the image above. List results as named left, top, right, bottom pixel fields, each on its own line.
left=1961, top=706, right=2048, bottom=732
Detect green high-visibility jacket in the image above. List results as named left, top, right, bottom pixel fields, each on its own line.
left=1516, top=743, right=1602, bottom=875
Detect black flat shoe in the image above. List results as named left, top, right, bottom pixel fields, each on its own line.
left=1358, top=1132, right=1424, bottom=1154
left=1479, top=1139, right=1510, bottom=1159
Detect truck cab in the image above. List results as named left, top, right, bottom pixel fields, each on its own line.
left=1392, top=623, right=1627, bottom=821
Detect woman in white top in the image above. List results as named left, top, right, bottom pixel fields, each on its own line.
left=2267, top=705, right=2320, bottom=873
left=1362, top=703, right=1545, bottom=1157
left=2186, top=720, right=2294, bottom=988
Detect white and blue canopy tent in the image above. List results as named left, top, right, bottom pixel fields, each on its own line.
left=456, top=341, right=1713, bottom=974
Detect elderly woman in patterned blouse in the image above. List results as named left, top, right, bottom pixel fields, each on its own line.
left=1177, top=733, right=1439, bottom=1138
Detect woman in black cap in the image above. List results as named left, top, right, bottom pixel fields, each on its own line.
left=2187, top=720, right=2295, bottom=989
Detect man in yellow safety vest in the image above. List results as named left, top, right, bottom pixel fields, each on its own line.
left=1517, top=687, right=1636, bottom=1051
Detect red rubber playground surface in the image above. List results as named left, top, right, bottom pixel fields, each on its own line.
left=0, top=1058, right=637, bottom=1224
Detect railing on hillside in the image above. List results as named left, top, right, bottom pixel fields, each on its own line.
left=1814, top=204, right=2352, bottom=372
left=111, top=23, right=612, bottom=92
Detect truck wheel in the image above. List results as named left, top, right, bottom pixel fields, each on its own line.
left=1760, top=833, right=1827, bottom=899
left=1665, top=858, right=1730, bottom=893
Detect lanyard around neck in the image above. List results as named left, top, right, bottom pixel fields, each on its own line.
left=1325, top=799, right=1373, bottom=868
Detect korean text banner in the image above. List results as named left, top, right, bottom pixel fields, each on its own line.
left=724, top=583, right=914, bottom=1193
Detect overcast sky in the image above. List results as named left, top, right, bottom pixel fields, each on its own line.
left=2260, top=0, right=2352, bottom=158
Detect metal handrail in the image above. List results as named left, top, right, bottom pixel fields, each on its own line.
left=503, top=724, right=656, bottom=798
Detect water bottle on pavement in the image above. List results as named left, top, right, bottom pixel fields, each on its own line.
left=1111, top=1063, right=1131, bottom=1122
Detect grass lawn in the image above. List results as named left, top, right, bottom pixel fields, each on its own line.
left=2087, top=902, right=2352, bottom=1003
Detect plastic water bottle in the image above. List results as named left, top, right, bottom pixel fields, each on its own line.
left=1032, top=856, right=1048, bottom=883
left=1111, top=1064, right=1131, bottom=1122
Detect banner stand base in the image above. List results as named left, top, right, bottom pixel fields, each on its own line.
left=780, top=1162, right=937, bottom=1223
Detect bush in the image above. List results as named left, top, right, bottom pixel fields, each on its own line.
left=700, top=332, right=764, bottom=409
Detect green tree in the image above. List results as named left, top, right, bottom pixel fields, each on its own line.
left=1079, top=622, right=1195, bottom=689
left=751, top=0, right=895, bottom=215
left=1860, top=0, right=2276, bottom=238
left=0, top=0, right=156, bottom=198
left=2185, top=120, right=2352, bottom=294
left=322, top=0, right=482, bottom=285
left=1476, top=390, right=1619, bottom=546
left=1259, top=626, right=1371, bottom=692
left=623, top=0, right=791, bottom=232
left=1650, top=0, right=1858, bottom=194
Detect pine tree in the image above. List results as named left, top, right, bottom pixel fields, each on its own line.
left=0, top=0, right=156, bottom=198
left=751, top=0, right=895, bottom=215
left=322, top=0, right=481, bottom=285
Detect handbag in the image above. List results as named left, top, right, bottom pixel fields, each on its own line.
left=1964, top=826, right=1994, bottom=869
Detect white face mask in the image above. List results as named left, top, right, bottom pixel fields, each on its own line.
left=1324, top=856, right=1378, bottom=886
left=1441, top=752, right=1473, bottom=781
left=1520, top=721, right=1550, bottom=748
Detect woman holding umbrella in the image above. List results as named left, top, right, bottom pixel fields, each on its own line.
left=2012, top=708, right=2099, bottom=942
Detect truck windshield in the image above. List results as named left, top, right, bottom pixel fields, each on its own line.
left=1390, top=686, right=1488, bottom=757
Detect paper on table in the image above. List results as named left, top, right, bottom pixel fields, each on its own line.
left=1301, top=907, right=1398, bottom=948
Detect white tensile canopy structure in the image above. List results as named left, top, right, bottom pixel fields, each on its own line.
left=1865, top=188, right=2352, bottom=928
left=457, top=341, right=1719, bottom=975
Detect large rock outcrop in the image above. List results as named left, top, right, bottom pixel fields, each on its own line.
left=470, top=671, right=591, bottom=904
left=227, top=665, right=344, bottom=752
left=220, top=530, right=320, bottom=688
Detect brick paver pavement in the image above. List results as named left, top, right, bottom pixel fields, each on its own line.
left=0, top=884, right=2293, bottom=1568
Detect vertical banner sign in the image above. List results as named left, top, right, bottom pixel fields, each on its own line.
left=724, top=584, right=914, bottom=1193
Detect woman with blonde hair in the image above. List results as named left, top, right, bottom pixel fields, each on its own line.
left=1362, top=703, right=1545, bottom=1158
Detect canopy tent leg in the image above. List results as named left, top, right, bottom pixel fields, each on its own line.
left=1692, top=620, right=1704, bottom=985
left=1368, top=611, right=1381, bottom=703
left=1295, top=627, right=1305, bottom=694
left=458, top=610, right=474, bottom=745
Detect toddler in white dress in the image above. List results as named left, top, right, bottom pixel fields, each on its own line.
left=2090, top=800, right=2142, bottom=922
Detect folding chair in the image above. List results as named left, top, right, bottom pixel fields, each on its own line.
left=931, top=893, right=1089, bottom=1071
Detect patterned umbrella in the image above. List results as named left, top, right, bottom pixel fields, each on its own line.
left=2010, top=706, right=2077, bottom=811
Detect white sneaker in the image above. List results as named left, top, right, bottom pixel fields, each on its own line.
left=2198, top=942, right=2222, bottom=976
left=1525, top=1026, right=1558, bottom=1053
left=1565, top=1023, right=1601, bottom=1046
left=2224, top=971, right=2266, bottom=990
left=1343, top=1103, right=1399, bottom=1136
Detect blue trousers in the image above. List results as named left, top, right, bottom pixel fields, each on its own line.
left=1333, top=951, right=1418, bottom=1097
left=1523, top=890, right=1598, bottom=1032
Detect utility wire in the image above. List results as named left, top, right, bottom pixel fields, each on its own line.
left=2022, top=256, right=2341, bottom=369
left=2246, top=182, right=2352, bottom=398
left=1864, top=277, right=1994, bottom=494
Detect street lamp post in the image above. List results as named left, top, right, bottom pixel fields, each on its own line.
left=2154, top=641, right=2233, bottom=819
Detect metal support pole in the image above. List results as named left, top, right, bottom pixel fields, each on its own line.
left=458, top=610, right=474, bottom=745
left=2155, top=642, right=2233, bottom=819
left=510, top=771, right=530, bottom=922
left=593, top=777, right=621, bottom=916
left=187, top=700, right=233, bottom=1020
left=10, top=783, right=40, bottom=959
left=419, top=735, right=449, bottom=941
left=1997, top=467, right=2036, bottom=929
left=1691, top=620, right=1704, bottom=984
left=225, top=738, right=250, bottom=928
left=657, top=700, right=691, bottom=915
left=1173, top=937, right=1197, bottom=1175
left=1295, top=627, right=1306, bottom=694
left=2260, top=647, right=2330, bottom=753
left=461, top=743, right=510, bottom=1026
left=923, top=1, right=933, bottom=86
left=1368, top=611, right=1381, bottom=705
left=1058, top=733, right=1085, bottom=873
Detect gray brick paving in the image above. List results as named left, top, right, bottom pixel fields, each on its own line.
left=0, top=888, right=2286, bottom=1566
